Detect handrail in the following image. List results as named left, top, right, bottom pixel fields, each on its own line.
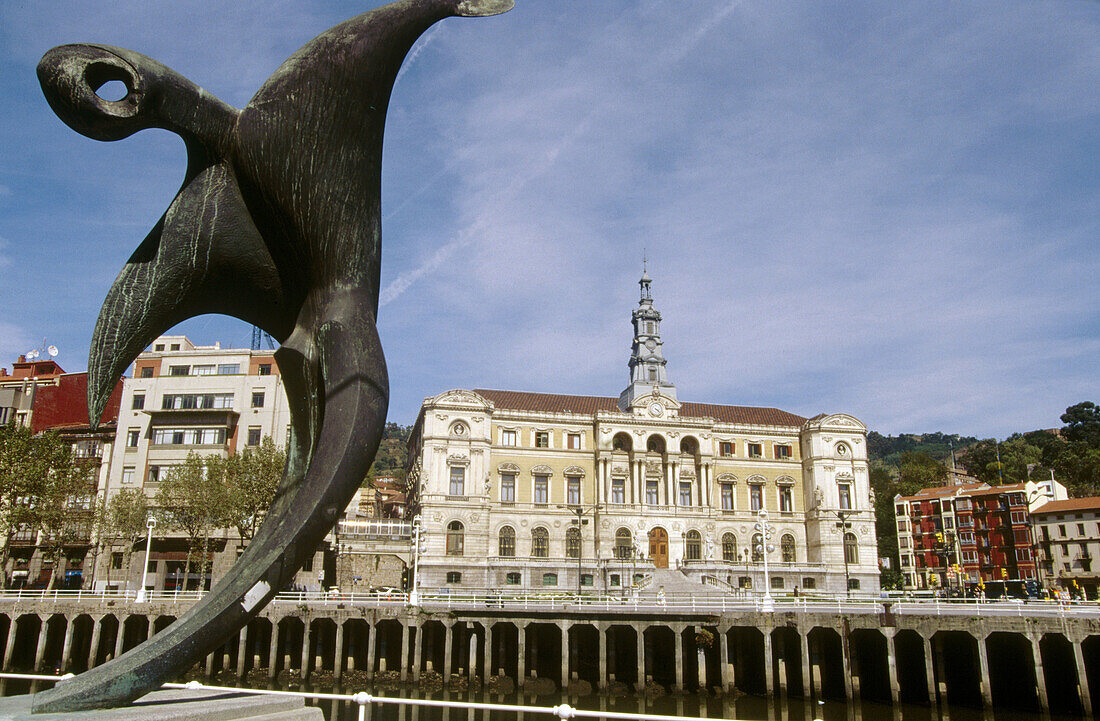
left=0, top=674, right=727, bottom=721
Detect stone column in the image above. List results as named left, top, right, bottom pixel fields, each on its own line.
left=886, top=630, right=899, bottom=705
left=1, top=618, right=18, bottom=672
left=668, top=463, right=677, bottom=508
left=366, top=623, right=377, bottom=681
left=1029, top=634, right=1048, bottom=712
left=334, top=621, right=346, bottom=681
left=763, top=629, right=774, bottom=697
left=205, top=650, right=216, bottom=678
left=237, top=626, right=249, bottom=678
left=518, top=623, right=527, bottom=683
left=560, top=622, right=571, bottom=689
left=483, top=624, right=492, bottom=681
left=60, top=617, right=75, bottom=673
left=443, top=622, right=454, bottom=681
left=718, top=628, right=730, bottom=693
left=268, top=621, right=281, bottom=679
left=800, top=630, right=813, bottom=700
left=147, top=619, right=156, bottom=641
left=840, top=629, right=853, bottom=701
left=33, top=618, right=49, bottom=671
left=597, top=624, right=606, bottom=690
left=412, top=623, right=423, bottom=682
left=114, top=618, right=126, bottom=662
left=923, top=634, right=937, bottom=705
left=399, top=621, right=410, bottom=683
left=976, top=632, right=992, bottom=709
left=86, top=616, right=103, bottom=671
left=636, top=625, right=646, bottom=692
left=469, top=626, right=478, bottom=682
left=1073, top=639, right=1093, bottom=715
left=674, top=626, right=684, bottom=691
left=300, top=623, right=312, bottom=680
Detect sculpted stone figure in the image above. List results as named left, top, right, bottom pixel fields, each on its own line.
left=33, top=0, right=512, bottom=712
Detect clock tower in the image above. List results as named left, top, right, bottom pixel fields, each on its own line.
left=618, top=265, right=678, bottom=413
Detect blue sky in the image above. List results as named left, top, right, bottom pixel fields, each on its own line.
left=0, top=1, right=1096, bottom=438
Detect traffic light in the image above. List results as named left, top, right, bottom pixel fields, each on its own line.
left=1000, top=568, right=1008, bottom=579
left=935, top=532, right=944, bottom=544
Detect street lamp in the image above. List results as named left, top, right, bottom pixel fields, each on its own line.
left=822, top=509, right=867, bottom=598
left=135, top=516, right=156, bottom=603
left=755, top=510, right=775, bottom=610
left=408, top=517, right=422, bottom=606
left=557, top=504, right=598, bottom=597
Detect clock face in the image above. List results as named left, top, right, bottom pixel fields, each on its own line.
left=648, top=403, right=663, bottom=417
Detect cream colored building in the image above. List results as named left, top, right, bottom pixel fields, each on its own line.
left=406, top=272, right=878, bottom=595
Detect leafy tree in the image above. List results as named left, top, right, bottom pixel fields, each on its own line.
left=897, top=452, right=947, bottom=491
left=1062, top=402, right=1100, bottom=446
left=98, top=489, right=149, bottom=590
left=218, top=437, right=284, bottom=544
left=155, top=454, right=225, bottom=590
left=367, top=422, right=410, bottom=482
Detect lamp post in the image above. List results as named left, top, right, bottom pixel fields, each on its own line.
left=408, top=516, right=422, bottom=606
left=755, top=510, right=775, bottom=610
left=135, top=516, right=156, bottom=603
left=822, top=509, right=865, bottom=598
left=558, top=504, right=598, bottom=597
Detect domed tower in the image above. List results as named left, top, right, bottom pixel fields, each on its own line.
left=619, top=265, right=678, bottom=412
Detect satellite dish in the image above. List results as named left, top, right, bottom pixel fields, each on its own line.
left=26, top=350, right=38, bottom=359
left=47, top=346, right=58, bottom=357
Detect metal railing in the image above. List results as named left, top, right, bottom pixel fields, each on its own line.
left=0, top=674, right=727, bottom=721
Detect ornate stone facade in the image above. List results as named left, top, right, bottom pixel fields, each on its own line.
left=406, top=273, right=878, bottom=595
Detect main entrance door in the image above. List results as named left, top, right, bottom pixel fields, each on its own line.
left=649, top=527, right=669, bottom=569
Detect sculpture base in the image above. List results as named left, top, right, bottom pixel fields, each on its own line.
left=0, top=688, right=323, bottom=721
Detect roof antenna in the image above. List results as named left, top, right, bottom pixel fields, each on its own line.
left=642, top=248, right=647, bottom=274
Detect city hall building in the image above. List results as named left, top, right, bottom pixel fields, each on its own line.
left=406, top=271, right=878, bottom=595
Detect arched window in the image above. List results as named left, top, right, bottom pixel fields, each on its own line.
left=565, top=527, right=581, bottom=558
left=446, top=521, right=464, bottom=556
left=722, top=533, right=737, bottom=562
left=612, top=433, right=632, bottom=452
left=615, top=528, right=633, bottom=559
left=531, top=527, right=549, bottom=558
left=646, top=435, right=666, bottom=454
left=751, top=533, right=764, bottom=562
left=844, top=532, right=859, bottom=565
left=680, top=437, right=698, bottom=455
left=685, top=530, right=702, bottom=561
left=781, top=534, right=796, bottom=563
left=498, top=526, right=515, bottom=557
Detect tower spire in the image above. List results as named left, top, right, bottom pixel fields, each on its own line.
left=619, top=263, right=676, bottom=412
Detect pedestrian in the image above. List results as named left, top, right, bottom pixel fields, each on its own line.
left=657, top=585, right=666, bottom=606
left=793, top=585, right=800, bottom=598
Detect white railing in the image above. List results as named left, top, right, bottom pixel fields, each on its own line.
left=0, top=588, right=1098, bottom=618
left=336, top=519, right=412, bottom=538
left=0, top=675, right=726, bottom=721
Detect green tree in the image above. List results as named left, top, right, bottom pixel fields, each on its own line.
left=897, top=452, right=947, bottom=491
left=99, top=489, right=149, bottom=590
left=1061, top=402, right=1100, bottom=446
left=219, top=437, right=284, bottom=544
left=155, top=454, right=225, bottom=590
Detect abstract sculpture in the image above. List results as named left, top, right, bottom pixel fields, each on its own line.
left=33, top=0, right=512, bottom=712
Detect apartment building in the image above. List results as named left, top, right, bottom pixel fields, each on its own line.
left=1031, top=497, right=1100, bottom=599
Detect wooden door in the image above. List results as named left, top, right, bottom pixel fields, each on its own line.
left=649, top=527, right=669, bottom=569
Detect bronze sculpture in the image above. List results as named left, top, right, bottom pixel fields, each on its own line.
left=33, top=0, right=513, bottom=712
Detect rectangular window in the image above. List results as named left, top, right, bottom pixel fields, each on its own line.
left=542, top=573, right=557, bottom=586
left=161, top=393, right=234, bottom=410
left=449, top=466, right=465, bottom=496
left=247, top=427, right=261, bottom=446
left=679, top=482, right=691, bottom=506
left=646, top=481, right=659, bottom=505
left=534, top=431, right=549, bottom=448
left=258, top=364, right=272, bottom=376
left=154, top=344, right=164, bottom=351
left=720, top=484, right=734, bottom=510
left=719, top=441, right=733, bottom=457
left=567, top=477, right=581, bottom=505
left=126, top=429, right=140, bottom=448
left=1079, top=523, right=1086, bottom=535
left=611, top=479, right=625, bottom=504
left=121, top=467, right=135, bottom=485
left=533, top=475, right=549, bottom=505
left=580, top=574, right=593, bottom=586
left=500, top=473, right=515, bottom=503
left=779, top=486, right=793, bottom=512
left=501, top=429, right=517, bottom=447
left=147, top=465, right=160, bottom=483
left=132, top=394, right=145, bottom=410
left=1011, top=511, right=1026, bottom=524
left=140, top=366, right=154, bottom=378
left=251, top=392, right=265, bottom=408
left=771, top=576, right=784, bottom=589
left=748, top=443, right=763, bottom=459
left=111, top=552, right=124, bottom=570
left=169, top=343, right=180, bottom=351
left=609, top=574, right=621, bottom=587
left=152, top=427, right=227, bottom=445
left=168, top=365, right=189, bottom=376
left=839, top=484, right=852, bottom=510
left=567, top=433, right=581, bottom=450
left=750, top=484, right=763, bottom=511
left=505, top=572, right=521, bottom=585
left=802, top=577, right=816, bottom=590
left=446, top=571, right=462, bottom=584
left=217, top=364, right=240, bottom=375
left=775, top=444, right=793, bottom=460
left=192, top=365, right=215, bottom=376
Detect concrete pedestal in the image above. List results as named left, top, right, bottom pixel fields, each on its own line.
left=0, top=688, right=323, bottom=721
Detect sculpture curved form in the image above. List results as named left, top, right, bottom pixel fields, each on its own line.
left=33, top=0, right=512, bottom=712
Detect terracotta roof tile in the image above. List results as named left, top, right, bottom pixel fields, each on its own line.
left=1032, top=497, right=1100, bottom=515
left=473, top=389, right=806, bottom=427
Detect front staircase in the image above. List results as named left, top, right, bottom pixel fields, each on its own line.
left=638, top=567, right=727, bottom=597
